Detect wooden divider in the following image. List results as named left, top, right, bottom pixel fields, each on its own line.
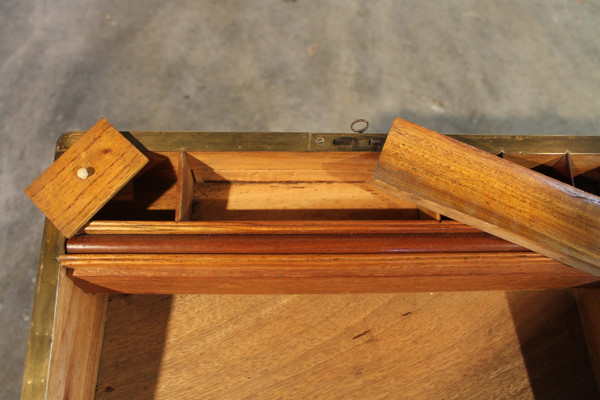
left=175, top=150, right=195, bottom=222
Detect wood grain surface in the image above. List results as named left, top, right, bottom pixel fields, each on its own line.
left=93, top=291, right=598, bottom=399
left=59, top=253, right=598, bottom=294
left=192, top=181, right=420, bottom=221
left=372, top=118, right=600, bottom=275
left=81, top=220, right=482, bottom=235
left=25, top=118, right=148, bottom=237
left=46, top=268, right=108, bottom=399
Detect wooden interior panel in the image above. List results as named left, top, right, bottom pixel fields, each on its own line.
left=94, top=291, right=598, bottom=399
left=504, top=154, right=600, bottom=177
left=95, top=151, right=427, bottom=221
left=193, top=181, right=420, bottom=221
left=187, top=151, right=381, bottom=182
left=94, top=150, right=600, bottom=223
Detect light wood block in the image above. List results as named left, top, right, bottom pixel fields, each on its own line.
left=25, top=118, right=148, bottom=238
left=372, top=118, right=600, bottom=276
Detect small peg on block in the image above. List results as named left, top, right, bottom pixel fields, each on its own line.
left=77, top=168, right=90, bottom=180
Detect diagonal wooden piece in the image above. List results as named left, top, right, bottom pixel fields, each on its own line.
left=371, top=118, right=600, bottom=276
left=25, top=118, right=149, bottom=238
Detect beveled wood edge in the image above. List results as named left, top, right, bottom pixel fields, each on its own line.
left=81, top=220, right=481, bottom=235
left=56, top=131, right=600, bottom=154
left=58, top=252, right=600, bottom=294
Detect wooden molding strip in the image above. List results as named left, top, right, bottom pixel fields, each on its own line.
left=66, top=233, right=525, bottom=254
left=81, top=220, right=481, bottom=235
left=59, top=253, right=599, bottom=294
left=372, top=118, right=600, bottom=276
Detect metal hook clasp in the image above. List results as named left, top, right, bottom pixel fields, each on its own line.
left=350, top=119, right=369, bottom=133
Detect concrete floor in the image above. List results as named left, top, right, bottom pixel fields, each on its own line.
left=1, top=1, right=599, bottom=398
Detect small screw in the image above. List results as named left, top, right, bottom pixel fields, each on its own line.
left=315, top=137, right=325, bottom=146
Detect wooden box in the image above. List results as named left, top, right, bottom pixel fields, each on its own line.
left=22, top=130, right=600, bottom=399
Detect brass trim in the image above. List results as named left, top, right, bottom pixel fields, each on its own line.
left=57, top=131, right=600, bottom=154
left=21, top=220, right=64, bottom=400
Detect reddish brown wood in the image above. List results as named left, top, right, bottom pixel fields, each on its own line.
left=59, top=253, right=599, bottom=294
left=66, top=233, right=525, bottom=254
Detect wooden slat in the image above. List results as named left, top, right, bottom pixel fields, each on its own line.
left=372, top=118, right=600, bottom=276
left=175, top=151, right=195, bottom=221
left=82, top=220, right=482, bottom=235
left=46, top=268, right=108, bottom=399
left=25, top=118, right=149, bottom=237
left=22, top=220, right=109, bottom=400
left=187, top=151, right=381, bottom=182
left=192, top=181, right=419, bottom=221
left=59, top=253, right=598, bottom=294
left=66, top=233, right=525, bottom=254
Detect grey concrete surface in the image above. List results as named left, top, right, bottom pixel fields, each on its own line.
left=1, top=1, right=599, bottom=398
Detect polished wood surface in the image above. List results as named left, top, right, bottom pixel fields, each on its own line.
left=82, top=220, right=481, bottom=235
left=59, top=252, right=598, bottom=294
left=94, top=291, right=598, bottom=399
left=47, top=268, right=108, bottom=399
left=66, top=233, right=525, bottom=254
left=25, top=118, right=148, bottom=238
left=372, top=118, right=600, bottom=275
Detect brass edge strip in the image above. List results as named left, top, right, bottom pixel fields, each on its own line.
left=21, top=220, right=64, bottom=400
left=57, top=131, right=600, bottom=154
